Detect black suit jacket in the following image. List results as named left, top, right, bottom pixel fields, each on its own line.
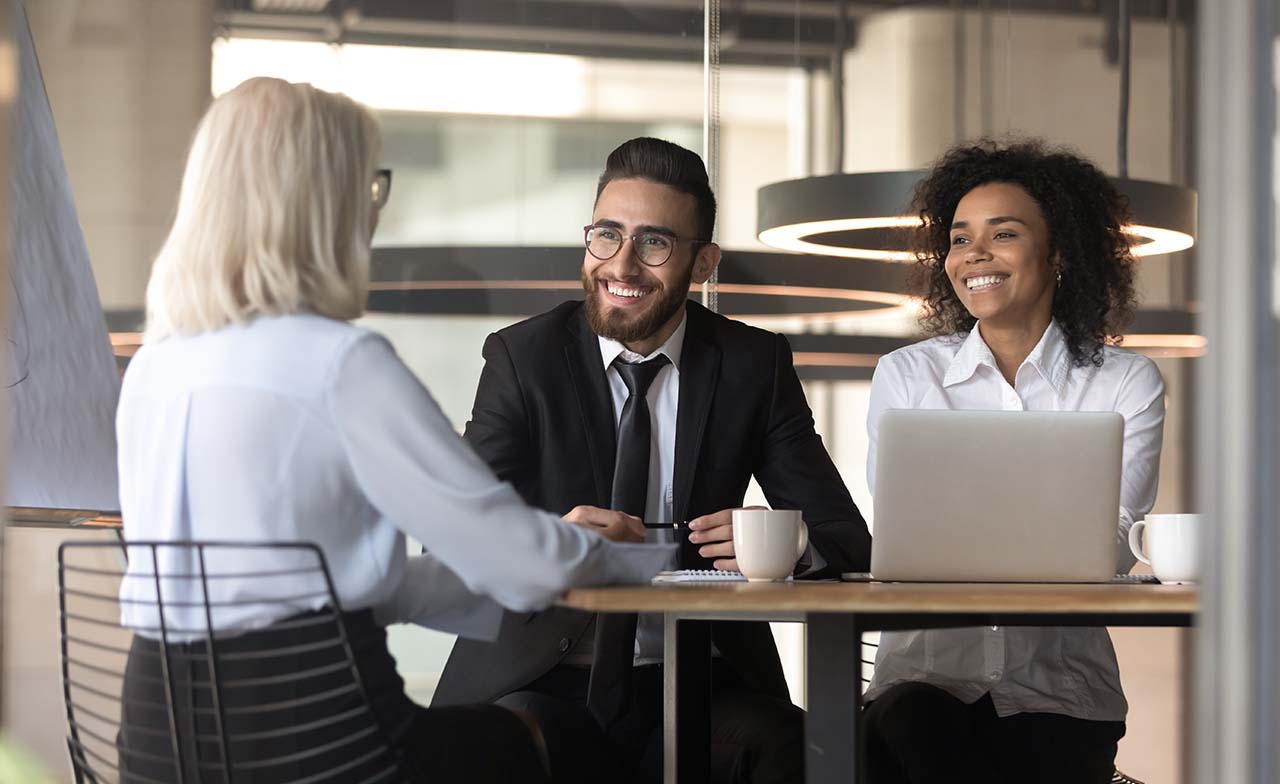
left=433, top=300, right=871, bottom=707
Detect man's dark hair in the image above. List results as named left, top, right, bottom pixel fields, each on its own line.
left=596, top=137, right=717, bottom=241
left=911, top=138, right=1138, bottom=367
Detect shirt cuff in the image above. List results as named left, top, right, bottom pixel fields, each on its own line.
left=794, top=534, right=827, bottom=577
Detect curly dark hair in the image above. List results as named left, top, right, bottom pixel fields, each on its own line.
left=910, top=139, right=1138, bottom=367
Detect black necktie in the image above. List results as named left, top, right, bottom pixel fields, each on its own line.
left=609, top=355, right=670, bottom=519
left=587, top=354, right=670, bottom=727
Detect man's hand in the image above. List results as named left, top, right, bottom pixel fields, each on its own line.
left=563, top=505, right=646, bottom=543
left=687, top=505, right=767, bottom=571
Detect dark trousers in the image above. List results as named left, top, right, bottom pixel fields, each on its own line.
left=497, top=660, right=804, bottom=784
left=117, top=609, right=547, bottom=783
left=864, top=682, right=1126, bottom=784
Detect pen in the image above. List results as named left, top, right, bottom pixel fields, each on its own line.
left=642, top=521, right=691, bottom=529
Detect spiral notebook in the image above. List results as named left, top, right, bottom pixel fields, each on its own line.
left=652, top=569, right=748, bottom=583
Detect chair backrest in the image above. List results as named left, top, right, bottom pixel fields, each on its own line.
left=57, top=540, right=402, bottom=784
left=861, top=634, right=878, bottom=690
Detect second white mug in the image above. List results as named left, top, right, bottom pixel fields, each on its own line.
left=732, top=509, right=808, bottom=582
left=1128, top=513, right=1200, bottom=584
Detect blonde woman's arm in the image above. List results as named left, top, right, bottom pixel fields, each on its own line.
left=328, top=333, right=675, bottom=613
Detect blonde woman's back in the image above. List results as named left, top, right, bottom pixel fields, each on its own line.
left=118, top=313, right=404, bottom=632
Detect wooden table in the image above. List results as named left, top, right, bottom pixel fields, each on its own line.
left=6, top=506, right=122, bottom=529
left=561, top=580, right=1198, bottom=784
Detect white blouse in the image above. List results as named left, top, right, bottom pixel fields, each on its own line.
left=864, top=321, right=1165, bottom=722
left=117, top=314, right=674, bottom=640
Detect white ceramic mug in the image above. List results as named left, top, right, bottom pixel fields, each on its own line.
left=732, top=509, right=809, bottom=582
left=1128, top=513, right=1200, bottom=584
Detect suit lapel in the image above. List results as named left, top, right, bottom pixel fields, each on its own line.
left=564, top=308, right=617, bottom=508
left=673, top=303, right=721, bottom=524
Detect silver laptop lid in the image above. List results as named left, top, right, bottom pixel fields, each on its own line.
left=870, top=410, right=1124, bottom=583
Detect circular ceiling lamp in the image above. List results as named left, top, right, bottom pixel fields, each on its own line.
left=105, top=309, right=1202, bottom=383
left=786, top=333, right=912, bottom=381
left=1121, top=308, right=1206, bottom=358
left=366, top=246, right=917, bottom=323
left=759, top=1, right=1198, bottom=264
left=757, top=171, right=1197, bottom=262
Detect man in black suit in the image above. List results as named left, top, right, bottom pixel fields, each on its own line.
left=433, top=137, right=872, bottom=783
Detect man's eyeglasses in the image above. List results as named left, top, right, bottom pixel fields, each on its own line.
left=371, top=169, right=393, bottom=209
left=583, top=224, right=706, bottom=267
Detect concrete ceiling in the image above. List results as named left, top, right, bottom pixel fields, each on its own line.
left=216, top=0, right=1191, bottom=68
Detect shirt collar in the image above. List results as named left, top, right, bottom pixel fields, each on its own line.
left=942, top=320, right=1070, bottom=396
left=1024, top=320, right=1072, bottom=395
left=597, top=309, right=687, bottom=374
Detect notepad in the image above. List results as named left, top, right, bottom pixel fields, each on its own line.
left=652, top=569, right=748, bottom=583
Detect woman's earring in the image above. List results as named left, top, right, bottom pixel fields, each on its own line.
left=1055, top=269, right=1063, bottom=284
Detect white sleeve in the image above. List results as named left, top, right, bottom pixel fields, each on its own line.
left=327, top=334, right=675, bottom=613
left=866, top=353, right=909, bottom=499
left=372, top=553, right=505, bottom=641
left=1113, top=357, right=1166, bottom=572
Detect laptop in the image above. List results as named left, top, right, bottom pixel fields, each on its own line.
left=867, top=409, right=1124, bottom=583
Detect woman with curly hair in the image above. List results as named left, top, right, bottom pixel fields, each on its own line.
left=862, top=140, right=1166, bottom=783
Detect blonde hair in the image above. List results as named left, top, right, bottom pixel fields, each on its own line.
left=145, top=78, right=381, bottom=340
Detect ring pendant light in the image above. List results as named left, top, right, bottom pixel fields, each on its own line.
left=757, top=172, right=1197, bottom=262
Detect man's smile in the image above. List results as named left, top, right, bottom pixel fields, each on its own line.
left=599, top=279, right=657, bottom=306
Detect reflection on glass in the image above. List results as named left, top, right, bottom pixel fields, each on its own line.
left=372, top=114, right=698, bottom=248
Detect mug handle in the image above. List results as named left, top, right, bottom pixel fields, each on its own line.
left=796, top=522, right=810, bottom=560
left=1128, top=520, right=1151, bottom=565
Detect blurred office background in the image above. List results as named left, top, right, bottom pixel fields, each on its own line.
left=2, top=1, right=1272, bottom=782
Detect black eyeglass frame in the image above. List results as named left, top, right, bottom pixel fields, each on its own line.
left=372, top=168, right=393, bottom=209
left=582, top=224, right=710, bottom=268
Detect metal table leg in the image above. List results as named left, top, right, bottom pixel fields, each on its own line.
left=663, top=614, right=711, bottom=784
left=805, top=613, right=862, bottom=784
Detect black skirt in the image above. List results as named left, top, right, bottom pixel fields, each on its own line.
left=116, top=608, right=547, bottom=783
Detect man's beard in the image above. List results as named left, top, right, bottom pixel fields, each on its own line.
left=582, top=264, right=693, bottom=345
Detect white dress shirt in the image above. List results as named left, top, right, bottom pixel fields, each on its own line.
left=864, top=321, right=1165, bottom=721
left=117, top=314, right=674, bottom=641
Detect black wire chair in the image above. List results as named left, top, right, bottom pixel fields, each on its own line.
left=57, top=540, right=403, bottom=784
left=859, top=635, right=1150, bottom=784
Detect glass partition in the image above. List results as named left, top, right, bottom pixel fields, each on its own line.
left=0, top=0, right=1226, bottom=777
left=210, top=6, right=1199, bottom=777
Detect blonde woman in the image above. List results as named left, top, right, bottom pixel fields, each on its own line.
left=117, top=77, right=673, bottom=783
